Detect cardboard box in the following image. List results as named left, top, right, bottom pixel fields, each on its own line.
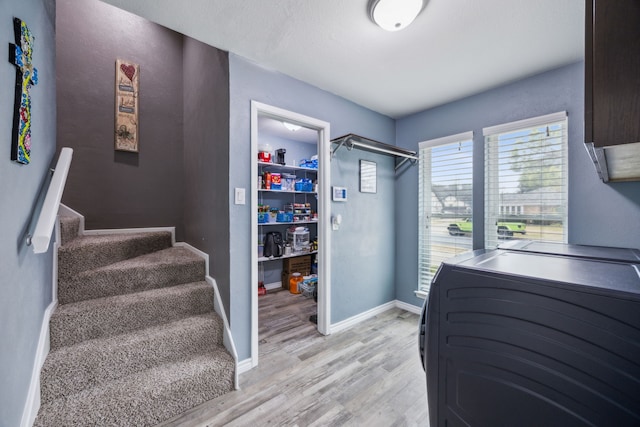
left=282, top=255, right=312, bottom=291
left=282, top=255, right=312, bottom=274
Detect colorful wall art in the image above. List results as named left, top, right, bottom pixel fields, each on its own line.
left=115, top=59, right=139, bottom=152
left=8, top=17, right=38, bottom=165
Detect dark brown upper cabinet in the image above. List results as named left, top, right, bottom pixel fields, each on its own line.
left=585, top=0, right=640, bottom=182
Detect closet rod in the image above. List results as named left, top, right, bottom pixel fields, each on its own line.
left=331, top=133, right=419, bottom=163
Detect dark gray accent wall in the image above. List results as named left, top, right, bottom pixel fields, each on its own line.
left=394, top=61, right=640, bottom=308
left=182, top=37, right=231, bottom=313
left=0, top=0, right=57, bottom=425
left=56, top=0, right=185, bottom=239
left=229, top=54, right=396, bottom=361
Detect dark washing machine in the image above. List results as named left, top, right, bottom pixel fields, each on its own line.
left=418, top=242, right=640, bottom=427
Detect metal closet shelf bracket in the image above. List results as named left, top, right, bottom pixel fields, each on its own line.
left=330, top=133, right=419, bottom=171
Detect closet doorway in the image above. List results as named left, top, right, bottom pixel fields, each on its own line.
left=250, top=101, right=331, bottom=368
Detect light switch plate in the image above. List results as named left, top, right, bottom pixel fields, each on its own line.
left=234, top=188, right=245, bottom=205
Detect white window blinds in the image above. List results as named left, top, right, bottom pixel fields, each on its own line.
left=483, top=112, right=568, bottom=249
left=418, top=132, right=473, bottom=293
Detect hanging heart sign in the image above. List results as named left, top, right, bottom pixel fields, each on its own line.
left=120, top=63, right=136, bottom=81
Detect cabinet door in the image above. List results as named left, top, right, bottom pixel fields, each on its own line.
left=586, top=0, right=640, bottom=148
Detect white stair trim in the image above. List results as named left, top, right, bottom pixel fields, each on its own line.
left=177, top=242, right=240, bottom=390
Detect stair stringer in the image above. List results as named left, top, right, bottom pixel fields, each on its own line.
left=175, top=242, right=240, bottom=390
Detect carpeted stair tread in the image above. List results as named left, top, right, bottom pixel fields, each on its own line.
left=50, top=281, right=214, bottom=349
left=58, top=215, right=80, bottom=245
left=58, top=246, right=206, bottom=304
left=40, top=313, right=224, bottom=403
left=34, top=350, right=235, bottom=427
left=58, top=231, right=172, bottom=279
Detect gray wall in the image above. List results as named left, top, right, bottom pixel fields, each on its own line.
left=182, top=37, right=231, bottom=312
left=0, top=0, right=57, bottom=425
left=394, top=61, right=640, bottom=308
left=229, top=54, right=396, bottom=360
left=56, top=0, right=186, bottom=239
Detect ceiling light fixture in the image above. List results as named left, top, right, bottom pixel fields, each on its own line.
left=369, top=0, right=424, bottom=32
left=283, top=122, right=301, bottom=132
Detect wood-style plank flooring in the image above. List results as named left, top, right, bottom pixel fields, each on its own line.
left=160, top=290, right=429, bottom=426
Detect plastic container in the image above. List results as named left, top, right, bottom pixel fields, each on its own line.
left=287, top=227, right=310, bottom=251
left=289, top=272, right=302, bottom=294
left=258, top=144, right=272, bottom=163
left=283, top=173, right=296, bottom=191
left=264, top=172, right=271, bottom=189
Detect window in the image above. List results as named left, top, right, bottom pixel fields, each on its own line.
left=483, top=112, right=568, bottom=249
left=418, top=131, right=473, bottom=293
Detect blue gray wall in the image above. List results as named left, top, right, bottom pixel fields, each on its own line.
left=0, top=0, right=56, bottom=425
left=394, top=61, right=640, bottom=308
left=229, top=54, right=396, bottom=360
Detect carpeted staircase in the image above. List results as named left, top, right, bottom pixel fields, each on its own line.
left=34, top=216, right=235, bottom=426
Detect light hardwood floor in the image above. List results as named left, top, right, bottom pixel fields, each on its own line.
left=160, top=290, right=429, bottom=426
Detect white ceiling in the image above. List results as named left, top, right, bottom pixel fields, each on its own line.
left=99, top=0, right=585, bottom=119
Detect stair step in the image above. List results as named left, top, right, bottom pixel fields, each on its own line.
left=50, top=281, right=213, bottom=349
left=34, top=350, right=235, bottom=427
left=58, top=246, right=205, bottom=304
left=58, top=231, right=173, bottom=279
left=58, top=216, right=80, bottom=245
left=40, top=313, right=224, bottom=403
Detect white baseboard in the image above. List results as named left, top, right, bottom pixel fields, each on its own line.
left=263, top=281, right=282, bottom=291
left=20, top=300, right=57, bottom=427
left=329, top=299, right=422, bottom=335
left=58, top=203, right=84, bottom=235
left=57, top=205, right=176, bottom=245
left=395, top=299, right=422, bottom=315
left=84, top=227, right=176, bottom=245
left=237, top=358, right=253, bottom=376
left=177, top=242, right=240, bottom=390
left=329, top=300, right=397, bottom=334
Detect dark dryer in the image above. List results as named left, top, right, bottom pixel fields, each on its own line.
left=419, top=242, right=640, bottom=427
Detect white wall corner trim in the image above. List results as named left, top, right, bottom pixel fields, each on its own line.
left=20, top=300, right=56, bottom=427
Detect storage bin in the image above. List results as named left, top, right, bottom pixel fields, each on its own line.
left=277, top=212, right=294, bottom=222
left=258, top=212, right=269, bottom=223
left=299, top=280, right=315, bottom=298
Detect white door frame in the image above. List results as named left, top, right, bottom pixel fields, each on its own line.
left=250, top=101, right=331, bottom=367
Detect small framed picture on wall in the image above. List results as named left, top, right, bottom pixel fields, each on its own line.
left=360, top=160, right=377, bottom=193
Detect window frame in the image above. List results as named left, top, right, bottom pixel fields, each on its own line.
left=417, top=131, right=474, bottom=296
left=483, top=111, right=569, bottom=249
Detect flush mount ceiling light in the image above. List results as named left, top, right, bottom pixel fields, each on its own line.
left=283, top=122, right=301, bottom=132
left=369, top=0, right=424, bottom=32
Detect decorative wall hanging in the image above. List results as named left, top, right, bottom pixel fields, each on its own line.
left=8, top=17, right=38, bottom=165
left=115, top=59, right=139, bottom=152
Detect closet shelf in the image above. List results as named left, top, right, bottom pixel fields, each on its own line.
left=331, top=133, right=419, bottom=170
left=258, top=161, right=318, bottom=173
